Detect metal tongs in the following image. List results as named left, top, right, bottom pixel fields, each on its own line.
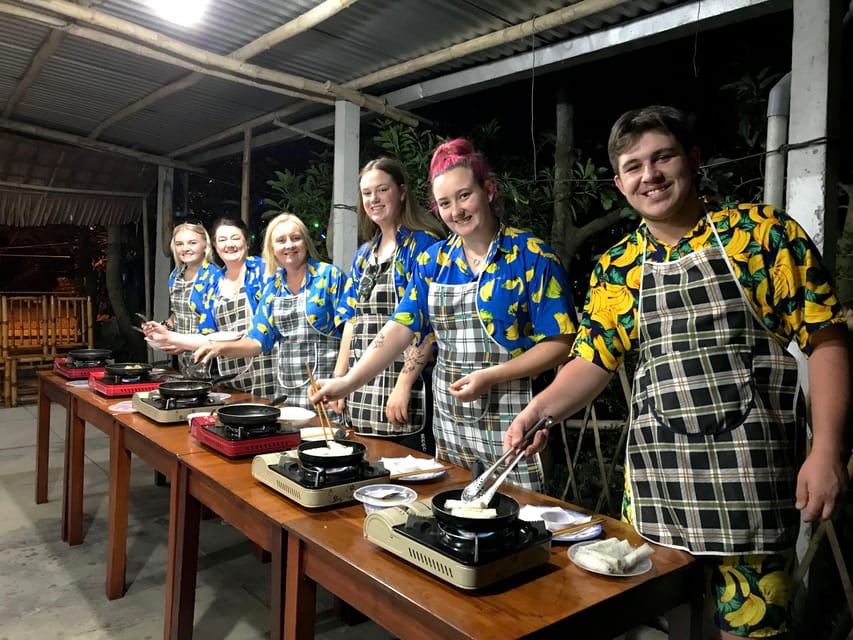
left=460, top=416, right=553, bottom=505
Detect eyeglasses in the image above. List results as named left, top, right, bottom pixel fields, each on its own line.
left=357, top=262, right=381, bottom=303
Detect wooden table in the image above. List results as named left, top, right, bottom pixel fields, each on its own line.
left=35, top=371, right=71, bottom=505
left=171, top=437, right=700, bottom=640
left=172, top=450, right=311, bottom=640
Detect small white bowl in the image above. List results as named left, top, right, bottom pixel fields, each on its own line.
left=353, top=484, right=417, bottom=513
left=540, top=509, right=579, bottom=532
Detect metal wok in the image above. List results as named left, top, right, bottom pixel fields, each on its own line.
left=104, top=362, right=154, bottom=377
left=297, top=439, right=366, bottom=469
left=216, top=395, right=288, bottom=427
left=431, top=489, right=520, bottom=533
left=67, top=348, right=112, bottom=362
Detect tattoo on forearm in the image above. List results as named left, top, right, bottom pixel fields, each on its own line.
left=369, top=331, right=386, bottom=351
left=402, top=345, right=427, bottom=374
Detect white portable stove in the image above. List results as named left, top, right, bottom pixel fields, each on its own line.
left=132, top=390, right=226, bottom=423
left=252, top=451, right=390, bottom=508
left=363, top=500, right=552, bottom=590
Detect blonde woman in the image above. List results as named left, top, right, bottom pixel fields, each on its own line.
left=195, top=213, right=346, bottom=413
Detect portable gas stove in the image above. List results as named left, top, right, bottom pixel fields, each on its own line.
left=252, top=451, right=390, bottom=508
left=133, top=390, right=226, bottom=424
left=190, top=415, right=301, bottom=457
left=54, top=356, right=107, bottom=379
left=364, top=500, right=551, bottom=590
left=88, top=371, right=161, bottom=397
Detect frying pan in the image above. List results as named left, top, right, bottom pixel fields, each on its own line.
left=104, top=362, right=154, bottom=377
left=297, top=439, right=366, bottom=469
left=157, top=373, right=238, bottom=399
left=67, top=348, right=112, bottom=362
left=431, top=489, right=520, bottom=533
left=216, top=394, right=289, bottom=427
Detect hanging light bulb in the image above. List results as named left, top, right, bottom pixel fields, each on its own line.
left=147, top=0, right=209, bottom=27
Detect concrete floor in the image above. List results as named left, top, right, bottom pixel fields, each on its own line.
left=0, top=397, right=667, bottom=639
left=0, top=401, right=393, bottom=640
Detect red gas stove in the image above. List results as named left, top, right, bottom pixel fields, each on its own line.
left=190, top=415, right=301, bottom=458
left=87, top=370, right=161, bottom=397
left=54, top=356, right=106, bottom=380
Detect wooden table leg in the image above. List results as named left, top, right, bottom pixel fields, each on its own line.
left=106, top=422, right=130, bottom=599
left=35, top=377, right=50, bottom=504
left=284, top=535, right=315, bottom=640
left=270, top=527, right=287, bottom=640
left=169, top=462, right=200, bottom=640
left=62, top=396, right=85, bottom=545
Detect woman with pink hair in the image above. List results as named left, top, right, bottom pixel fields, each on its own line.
left=312, top=139, right=578, bottom=491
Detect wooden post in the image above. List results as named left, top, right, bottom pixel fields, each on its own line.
left=241, top=129, right=251, bottom=224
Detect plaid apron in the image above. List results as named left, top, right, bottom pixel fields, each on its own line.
left=214, top=285, right=277, bottom=399
left=170, top=276, right=202, bottom=374
left=429, top=279, right=544, bottom=490
left=348, top=258, right=427, bottom=437
left=628, top=220, right=801, bottom=554
left=272, top=292, right=342, bottom=420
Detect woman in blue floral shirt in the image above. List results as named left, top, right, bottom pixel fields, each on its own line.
left=196, top=213, right=346, bottom=414
left=333, top=157, right=444, bottom=453
left=312, top=139, right=577, bottom=491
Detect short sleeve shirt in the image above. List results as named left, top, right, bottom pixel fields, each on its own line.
left=197, top=255, right=269, bottom=333
left=572, top=203, right=845, bottom=372
left=392, top=224, right=578, bottom=357
left=168, top=260, right=220, bottom=335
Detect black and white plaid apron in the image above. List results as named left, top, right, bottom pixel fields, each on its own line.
left=272, top=292, right=342, bottom=421
left=214, top=285, right=277, bottom=399
left=348, top=258, right=427, bottom=437
left=628, top=220, right=801, bottom=554
left=170, top=276, right=203, bottom=374
left=429, top=279, right=544, bottom=491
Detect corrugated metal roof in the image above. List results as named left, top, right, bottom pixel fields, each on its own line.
left=0, top=0, right=784, bottom=189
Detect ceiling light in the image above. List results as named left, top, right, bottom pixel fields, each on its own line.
left=147, top=0, right=209, bottom=27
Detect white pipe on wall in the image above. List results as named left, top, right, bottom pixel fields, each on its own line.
left=763, top=72, right=791, bottom=209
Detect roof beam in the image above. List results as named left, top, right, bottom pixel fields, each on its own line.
left=183, top=0, right=782, bottom=164
left=0, top=117, right=205, bottom=173
left=14, top=0, right=420, bottom=126
left=89, top=0, right=360, bottom=139
left=2, top=30, right=65, bottom=118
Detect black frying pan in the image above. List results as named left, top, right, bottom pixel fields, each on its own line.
left=157, top=373, right=238, bottom=399
left=104, top=362, right=154, bottom=377
left=68, top=348, right=112, bottom=362
left=431, top=489, right=519, bottom=533
left=217, top=404, right=282, bottom=426
left=297, top=439, right=366, bottom=468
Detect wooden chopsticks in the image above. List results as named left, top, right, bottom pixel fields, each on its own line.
left=389, top=465, right=453, bottom=480
left=305, top=361, right=335, bottom=444
left=549, top=516, right=606, bottom=538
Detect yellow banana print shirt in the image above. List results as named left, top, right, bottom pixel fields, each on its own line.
left=572, top=203, right=844, bottom=372
left=392, top=223, right=578, bottom=356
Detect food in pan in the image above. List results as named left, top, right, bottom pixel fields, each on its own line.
left=443, top=498, right=498, bottom=519
left=571, top=538, right=654, bottom=574
left=307, top=441, right=354, bottom=457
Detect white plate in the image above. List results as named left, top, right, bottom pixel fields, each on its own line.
left=568, top=540, right=653, bottom=577
left=380, top=456, right=447, bottom=482
left=208, top=392, right=231, bottom=402
left=108, top=400, right=136, bottom=413
left=518, top=506, right=602, bottom=542
left=144, top=337, right=167, bottom=351
left=66, top=379, right=90, bottom=387
left=279, top=406, right=316, bottom=426
left=206, top=331, right=243, bottom=342
left=353, top=484, right=417, bottom=512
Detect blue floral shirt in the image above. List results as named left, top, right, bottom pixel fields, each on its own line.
left=335, top=225, right=443, bottom=324
left=392, top=224, right=578, bottom=357
left=168, top=260, right=220, bottom=334
left=247, top=257, right=346, bottom=351
left=197, top=255, right=269, bottom=333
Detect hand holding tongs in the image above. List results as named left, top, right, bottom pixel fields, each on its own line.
left=460, top=416, right=553, bottom=504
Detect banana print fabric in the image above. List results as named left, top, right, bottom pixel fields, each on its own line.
left=197, top=255, right=269, bottom=333
left=246, top=257, right=345, bottom=351
left=391, top=223, right=578, bottom=354
left=572, top=203, right=844, bottom=371
left=168, top=260, right=220, bottom=335
left=335, top=226, right=443, bottom=325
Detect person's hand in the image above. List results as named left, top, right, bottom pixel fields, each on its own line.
left=796, top=447, right=848, bottom=521
left=142, top=321, right=169, bottom=340
left=448, top=368, right=494, bottom=402
left=505, top=405, right=550, bottom=458
left=193, top=342, right=220, bottom=365
left=330, top=398, right=346, bottom=414
left=309, top=375, right=354, bottom=404
left=386, top=387, right=410, bottom=427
